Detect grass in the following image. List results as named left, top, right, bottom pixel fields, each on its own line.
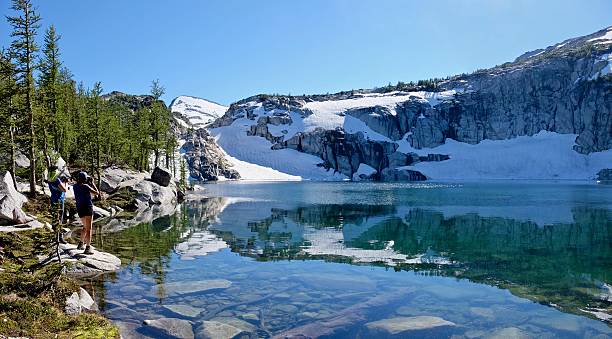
left=0, top=228, right=119, bottom=338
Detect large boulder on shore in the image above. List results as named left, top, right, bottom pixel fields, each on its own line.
left=151, top=166, right=172, bottom=187
left=0, top=171, right=31, bottom=225
left=100, top=167, right=147, bottom=194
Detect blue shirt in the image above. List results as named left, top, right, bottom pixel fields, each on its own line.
left=49, top=178, right=65, bottom=204
left=73, top=183, right=93, bottom=209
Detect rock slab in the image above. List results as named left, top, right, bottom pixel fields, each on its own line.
left=153, top=279, right=232, bottom=296
left=39, top=243, right=122, bottom=277
left=365, top=316, right=455, bottom=335
left=143, top=317, right=194, bottom=339
left=195, top=320, right=246, bottom=339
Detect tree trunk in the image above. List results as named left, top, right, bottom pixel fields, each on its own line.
left=9, top=124, right=17, bottom=191
left=25, top=5, right=36, bottom=197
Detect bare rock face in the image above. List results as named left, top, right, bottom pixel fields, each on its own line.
left=597, top=169, right=612, bottom=181
left=182, top=129, right=240, bottom=181
left=0, top=171, right=31, bottom=225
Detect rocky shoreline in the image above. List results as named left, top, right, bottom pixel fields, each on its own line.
left=0, top=162, right=185, bottom=337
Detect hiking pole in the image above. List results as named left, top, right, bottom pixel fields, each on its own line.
left=55, top=201, right=65, bottom=264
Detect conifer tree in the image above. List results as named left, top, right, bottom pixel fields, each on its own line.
left=38, top=25, right=61, bottom=156
left=149, top=79, right=168, bottom=168
left=7, top=0, right=41, bottom=196
left=0, top=50, right=19, bottom=189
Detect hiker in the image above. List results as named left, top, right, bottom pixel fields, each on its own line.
left=73, top=171, right=100, bottom=255
left=48, top=174, right=69, bottom=244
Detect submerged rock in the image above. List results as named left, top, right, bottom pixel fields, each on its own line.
left=163, top=304, right=204, bottom=318
left=365, top=316, right=455, bottom=335
left=487, top=327, right=532, bottom=339
left=154, top=279, right=232, bottom=296
left=195, top=320, right=246, bottom=339
left=143, top=317, right=194, bottom=339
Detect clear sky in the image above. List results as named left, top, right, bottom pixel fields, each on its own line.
left=1, top=0, right=611, bottom=105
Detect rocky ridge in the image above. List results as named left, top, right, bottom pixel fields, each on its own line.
left=179, top=26, right=612, bottom=181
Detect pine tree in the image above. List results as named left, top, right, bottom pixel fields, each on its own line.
left=149, top=79, right=167, bottom=168
left=88, top=82, right=103, bottom=185
left=0, top=50, right=19, bottom=189
left=38, top=25, right=61, bottom=156
left=7, top=0, right=41, bottom=196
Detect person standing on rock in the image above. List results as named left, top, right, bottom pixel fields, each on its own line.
left=73, top=171, right=100, bottom=255
left=48, top=174, right=69, bottom=244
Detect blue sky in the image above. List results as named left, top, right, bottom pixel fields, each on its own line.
left=1, top=0, right=610, bottom=105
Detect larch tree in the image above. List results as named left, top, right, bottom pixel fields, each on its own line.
left=38, top=25, right=61, bottom=158
left=0, top=50, right=19, bottom=189
left=7, top=0, right=41, bottom=196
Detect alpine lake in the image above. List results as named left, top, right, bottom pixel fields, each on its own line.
left=88, top=181, right=612, bottom=338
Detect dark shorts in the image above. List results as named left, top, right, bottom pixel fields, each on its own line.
left=76, top=204, right=93, bottom=218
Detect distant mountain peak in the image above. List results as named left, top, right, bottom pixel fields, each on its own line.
left=170, top=95, right=228, bottom=128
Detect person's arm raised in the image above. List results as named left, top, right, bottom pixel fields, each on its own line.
left=87, top=183, right=100, bottom=197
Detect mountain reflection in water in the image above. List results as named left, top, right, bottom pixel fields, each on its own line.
left=95, top=182, right=612, bottom=338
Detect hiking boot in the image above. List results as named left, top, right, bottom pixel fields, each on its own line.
left=83, top=245, right=94, bottom=255
left=76, top=241, right=84, bottom=250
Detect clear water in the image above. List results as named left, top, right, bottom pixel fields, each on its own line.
left=92, top=181, right=612, bottom=338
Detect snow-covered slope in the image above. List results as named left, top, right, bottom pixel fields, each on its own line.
left=179, top=26, right=612, bottom=182
left=210, top=114, right=347, bottom=181
left=400, top=132, right=612, bottom=180
left=170, top=95, right=227, bottom=128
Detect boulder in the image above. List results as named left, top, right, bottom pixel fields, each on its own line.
left=143, top=318, right=194, bottom=339
left=0, top=171, right=30, bottom=225
left=64, top=287, right=98, bottom=315
left=100, top=167, right=147, bottom=193
left=151, top=166, right=172, bottom=187
left=92, top=205, right=111, bottom=219
left=15, top=150, right=30, bottom=168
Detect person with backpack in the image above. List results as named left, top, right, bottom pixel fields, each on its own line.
left=73, top=171, right=100, bottom=255
left=48, top=174, right=69, bottom=244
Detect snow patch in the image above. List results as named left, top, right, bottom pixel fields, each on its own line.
left=210, top=118, right=347, bottom=181
left=401, top=131, right=612, bottom=180
left=171, top=95, right=227, bottom=127
left=588, top=28, right=612, bottom=45
left=302, top=90, right=458, bottom=132
left=590, top=53, right=612, bottom=80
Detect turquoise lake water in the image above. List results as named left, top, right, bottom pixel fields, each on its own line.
left=93, top=181, right=612, bottom=338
